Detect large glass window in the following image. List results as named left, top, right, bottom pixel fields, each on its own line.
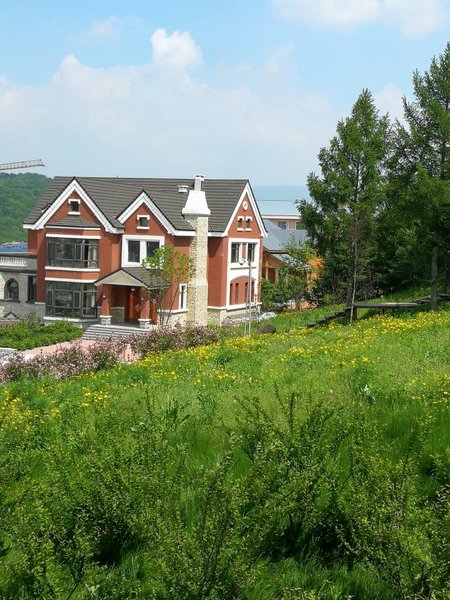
left=45, top=282, right=97, bottom=318
left=126, top=239, right=160, bottom=264
left=127, top=240, right=140, bottom=263
left=47, top=238, right=99, bottom=269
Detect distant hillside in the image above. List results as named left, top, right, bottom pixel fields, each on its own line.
left=0, top=173, right=50, bottom=244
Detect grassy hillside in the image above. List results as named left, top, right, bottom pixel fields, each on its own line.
left=0, top=173, right=50, bottom=244
left=0, top=307, right=449, bottom=598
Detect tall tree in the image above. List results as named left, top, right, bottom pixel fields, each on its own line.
left=392, top=42, right=450, bottom=310
left=298, top=89, right=390, bottom=315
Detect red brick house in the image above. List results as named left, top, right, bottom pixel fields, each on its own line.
left=16, top=175, right=266, bottom=327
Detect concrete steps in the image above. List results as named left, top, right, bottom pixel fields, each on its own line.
left=82, top=324, right=152, bottom=341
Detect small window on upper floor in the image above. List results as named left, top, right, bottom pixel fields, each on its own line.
left=137, top=215, right=149, bottom=229
left=69, top=199, right=80, bottom=214
left=245, top=216, right=252, bottom=231
left=237, top=216, right=244, bottom=230
left=277, top=221, right=287, bottom=230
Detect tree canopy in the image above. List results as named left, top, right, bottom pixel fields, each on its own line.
left=0, top=173, right=50, bottom=244
left=299, top=89, right=391, bottom=310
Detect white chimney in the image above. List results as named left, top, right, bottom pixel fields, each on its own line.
left=182, top=175, right=210, bottom=216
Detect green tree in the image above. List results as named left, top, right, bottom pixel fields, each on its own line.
left=279, top=239, right=318, bottom=309
left=142, top=245, right=195, bottom=325
left=391, top=42, right=450, bottom=310
left=299, top=90, right=391, bottom=315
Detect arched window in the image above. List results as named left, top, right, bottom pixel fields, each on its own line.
left=5, top=279, right=19, bottom=301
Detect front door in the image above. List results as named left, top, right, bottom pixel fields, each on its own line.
left=127, top=288, right=140, bottom=322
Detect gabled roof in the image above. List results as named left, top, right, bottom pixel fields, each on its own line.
left=94, top=267, right=168, bottom=289
left=25, top=176, right=258, bottom=234
left=263, top=219, right=308, bottom=252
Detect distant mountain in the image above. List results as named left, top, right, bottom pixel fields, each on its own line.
left=252, top=185, right=310, bottom=202
left=0, top=173, right=50, bottom=244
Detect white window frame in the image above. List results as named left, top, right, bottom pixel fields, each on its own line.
left=121, top=235, right=164, bottom=267
left=137, top=214, right=150, bottom=230
left=245, top=216, right=253, bottom=231
left=68, top=199, right=80, bottom=215
left=179, top=283, right=187, bottom=311
left=237, top=215, right=244, bottom=231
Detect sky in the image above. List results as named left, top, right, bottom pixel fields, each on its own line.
left=0, top=0, right=448, bottom=195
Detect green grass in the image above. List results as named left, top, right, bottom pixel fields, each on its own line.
left=0, top=305, right=449, bottom=598
left=0, top=319, right=82, bottom=349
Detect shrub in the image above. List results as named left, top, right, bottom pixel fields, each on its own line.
left=0, top=319, right=82, bottom=350
left=0, top=339, right=121, bottom=382
left=126, top=322, right=237, bottom=359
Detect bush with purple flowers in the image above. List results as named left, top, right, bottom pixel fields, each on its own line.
left=126, top=322, right=237, bottom=359
left=0, top=339, right=122, bottom=383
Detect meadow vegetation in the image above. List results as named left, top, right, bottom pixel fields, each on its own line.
left=0, top=304, right=449, bottom=598
left=0, top=317, right=82, bottom=351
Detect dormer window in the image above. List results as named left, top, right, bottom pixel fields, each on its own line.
left=137, top=215, right=149, bottom=229
left=69, top=199, right=80, bottom=214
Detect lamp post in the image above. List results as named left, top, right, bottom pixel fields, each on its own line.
left=240, top=256, right=253, bottom=336
left=247, top=257, right=253, bottom=336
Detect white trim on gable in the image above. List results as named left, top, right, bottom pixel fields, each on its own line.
left=29, top=179, right=123, bottom=234
left=118, top=191, right=179, bottom=235
left=223, top=183, right=267, bottom=238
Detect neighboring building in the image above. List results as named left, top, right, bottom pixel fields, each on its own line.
left=2, top=175, right=266, bottom=327
left=262, top=220, right=308, bottom=283
left=0, top=243, right=38, bottom=321
left=262, top=220, right=322, bottom=287
left=258, top=200, right=302, bottom=231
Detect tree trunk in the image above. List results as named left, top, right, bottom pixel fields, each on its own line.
left=430, top=243, right=439, bottom=311
left=445, top=249, right=450, bottom=294
left=346, top=239, right=358, bottom=324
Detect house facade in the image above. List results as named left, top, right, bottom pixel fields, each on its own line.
left=4, top=175, right=266, bottom=327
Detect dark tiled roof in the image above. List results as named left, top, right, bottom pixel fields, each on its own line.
left=263, top=219, right=308, bottom=252
left=122, top=267, right=169, bottom=289
left=47, top=215, right=100, bottom=229
left=25, top=177, right=252, bottom=233
left=94, top=267, right=169, bottom=289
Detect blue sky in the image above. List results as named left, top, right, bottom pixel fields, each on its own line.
left=0, top=0, right=448, bottom=192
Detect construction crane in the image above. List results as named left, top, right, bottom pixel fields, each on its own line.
left=0, top=159, right=45, bottom=171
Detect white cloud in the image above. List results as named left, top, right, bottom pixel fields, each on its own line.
left=274, top=0, right=448, bottom=36
left=151, top=28, right=203, bottom=70
left=88, top=17, right=120, bottom=42
left=275, top=0, right=380, bottom=28
left=374, top=82, right=405, bottom=122
left=0, top=33, right=337, bottom=185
